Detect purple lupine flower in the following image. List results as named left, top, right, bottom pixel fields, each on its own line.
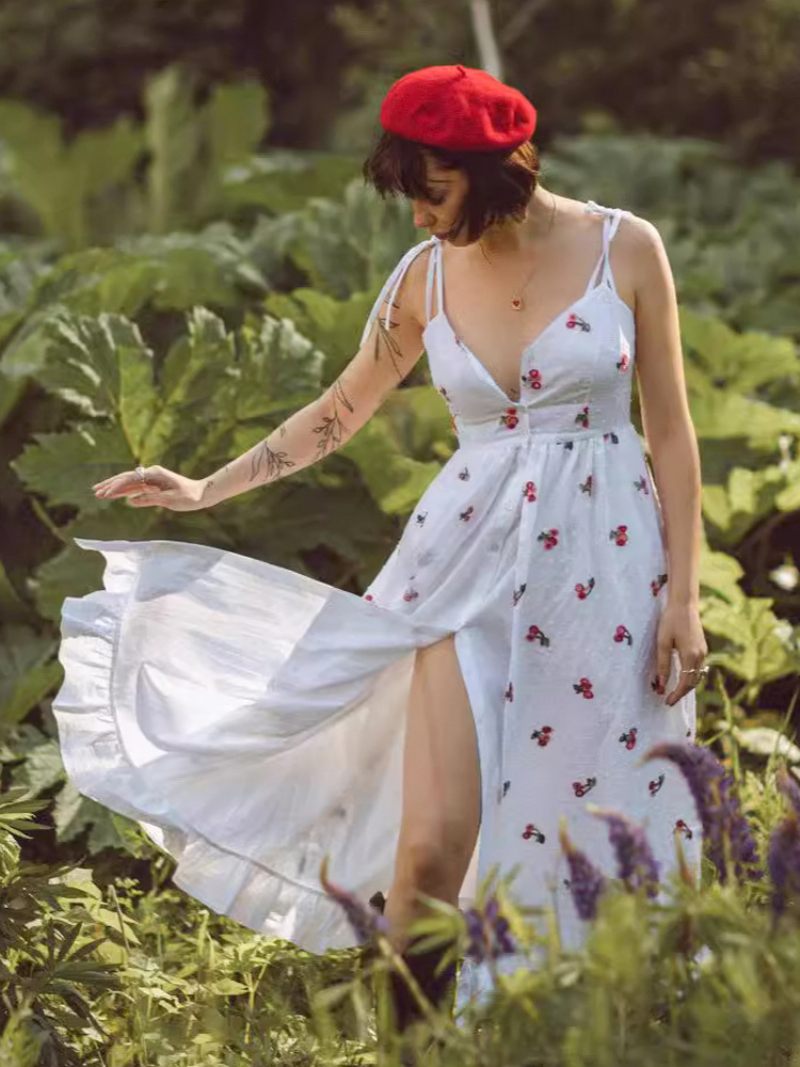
left=319, top=856, right=390, bottom=944
left=776, top=764, right=800, bottom=817
left=768, top=767, right=800, bottom=919
left=644, top=741, right=762, bottom=885
left=559, top=821, right=608, bottom=920
left=767, top=811, right=800, bottom=918
left=462, top=893, right=517, bottom=963
left=587, top=805, right=661, bottom=898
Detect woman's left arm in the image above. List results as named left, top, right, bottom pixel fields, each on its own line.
left=626, top=215, right=708, bottom=708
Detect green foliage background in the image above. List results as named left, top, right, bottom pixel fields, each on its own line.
left=0, top=4, right=799, bottom=1061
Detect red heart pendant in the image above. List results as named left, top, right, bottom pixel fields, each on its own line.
left=511, top=298, right=522, bottom=310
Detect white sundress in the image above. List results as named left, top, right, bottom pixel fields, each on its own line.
left=52, top=200, right=702, bottom=1016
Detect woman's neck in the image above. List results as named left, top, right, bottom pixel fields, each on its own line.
left=477, top=186, right=555, bottom=257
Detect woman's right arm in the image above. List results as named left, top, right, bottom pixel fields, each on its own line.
left=199, top=249, right=430, bottom=507
left=92, top=247, right=431, bottom=511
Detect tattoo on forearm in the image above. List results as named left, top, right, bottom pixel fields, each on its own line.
left=312, top=378, right=354, bottom=459
left=249, top=442, right=296, bottom=483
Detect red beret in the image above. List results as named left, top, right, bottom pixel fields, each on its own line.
left=380, top=64, right=537, bottom=151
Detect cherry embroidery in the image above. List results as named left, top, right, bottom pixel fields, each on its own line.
left=650, top=572, right=668, bottom=596
left=573, top=677, right=594, bottom=699
left=579, top=474, right=593, bottom=495
left=613, top=624, right=632, bottom=645
left=505, top=681, right=514, bottom=702
left=648, top=774, right=665, bottom=797
left=416, top=511, right=427, bottom=527
left=572, top=776, right=597, bottom=798
left=619, top=727, right=638, bottom=750
left=522, top=368, right=542, bottom=390
left=566, top=313, right=591, bottom=332
left=609, top=524, right=628, bottom=546
left=513, top=582, right=527, bottom=605
left=502, top=779, right=511, bottom=798
left=438, top=385, right=451, bottom=402
left=531, top=725, right=554, bottom=746
left=522, top=823, right=546, bottom=843
left=603, top=431, right=619, bottom=444
left=523, top=480, right=537, bottom=502
left=537, top=528, right=559, bottom=550
left=575, top=405, right=590, bottom=428
left=675, top=819, right=693, bottom=839
left=616, top=351, right=630, bottom=371
left=500, top=407, right=519, bottom=429
left=575, top=577, right=595, bottom=600
left=402, top=586, right=419, bottom=603
left=458, top=466, right=470, bottom=481
left=633, top=475, right=650, bottom=494
left=364, top=593, right=374, bottom=601
left=526, top=624, right=550, bottom=646
left=460, top=505, right=475, bottom=522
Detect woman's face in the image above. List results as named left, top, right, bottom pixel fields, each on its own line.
left=410, top=153, right=469, bottom=244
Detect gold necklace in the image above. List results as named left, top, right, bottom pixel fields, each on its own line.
left=479, top=191, right=558, bottom=311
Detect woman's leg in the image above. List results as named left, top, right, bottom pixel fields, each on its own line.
left=384, top=632, right=481, bottom=952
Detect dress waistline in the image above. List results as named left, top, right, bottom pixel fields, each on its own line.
left=454, top=404, right=635, bottom=446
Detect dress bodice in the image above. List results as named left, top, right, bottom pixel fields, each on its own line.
left=360, top=201, right=636, bottom=447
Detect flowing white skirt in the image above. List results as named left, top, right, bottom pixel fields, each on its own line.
left=53, top=537, right=480, bottom=952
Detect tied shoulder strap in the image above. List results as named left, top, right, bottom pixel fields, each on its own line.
left=583, top=200, right=631, bottom=297
left=359, top=237, right=438, bottom=348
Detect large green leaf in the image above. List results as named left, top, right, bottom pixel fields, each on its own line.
left=702, top=462, right=800, bottom=545
left=219, top=149, right=360, bottom=217
left=340, top=413, right=442, bottom=516
left=289, top=178, right=420, bottom=298
left=0, top=624, right=61, bottom=731
left=698, top=540, right=746, bottom=605
left=12, top=424, right=134, bottom=512
left=681, top=308, right=798, bottom=393
left=263, top=287, right=375, bottom=382
left=0, top=99, right=142, bottom=247
left=701, top=595, right=798, bottom=685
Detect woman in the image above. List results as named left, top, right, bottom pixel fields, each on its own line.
left=54, top=64, right=708, bottom=1026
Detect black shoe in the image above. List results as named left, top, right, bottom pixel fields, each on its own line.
left=365, top=892, right=456, bottom=1034
left=388, top=932, right=457, bottom=1034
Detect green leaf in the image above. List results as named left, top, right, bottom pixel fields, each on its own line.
left=10, top=736, right=65, bottom=794
left=206, top=81, right=270, bottom=169
left=701, top=463, right=799, bottom=545
left=701, top=596, right=798, bottom=684
left=13, top=424, right=135, bottom=511
left=207, top=978, right=250, bottom=996
left=0, top=625, right=60, bottom=731
left=340, top=414, right=441, bottom=515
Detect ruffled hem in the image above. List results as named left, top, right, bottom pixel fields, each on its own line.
left=53, top=537, right=464, bottom=952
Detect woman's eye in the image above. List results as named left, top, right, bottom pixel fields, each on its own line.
left=429, top=194, right=446, bottom=206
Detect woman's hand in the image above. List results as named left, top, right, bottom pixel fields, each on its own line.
left=655, top=600, right=708, bottom=707
left=92, top=466, right=208, bottom=512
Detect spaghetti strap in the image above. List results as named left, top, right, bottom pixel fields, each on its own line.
left=583, top=202, right=627, bottom=298
left=359, top=237, right=437, bottom=348
left=424, top=241, right=437, bottom=322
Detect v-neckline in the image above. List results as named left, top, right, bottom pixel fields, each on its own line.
left=424, top=286, right=613, bottom=406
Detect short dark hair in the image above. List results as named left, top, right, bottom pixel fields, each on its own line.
left=362, top=130, right=540, bottom=243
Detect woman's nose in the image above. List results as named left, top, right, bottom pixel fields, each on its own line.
left=411, top=204, right=434, bottom=229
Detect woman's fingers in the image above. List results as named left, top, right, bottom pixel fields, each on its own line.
left=93, top=469, right=168, bottom=498
left=94, top=475, right=141, bottom=498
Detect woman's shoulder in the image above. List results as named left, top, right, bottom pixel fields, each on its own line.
left=393, top=236, right=438, bottom=329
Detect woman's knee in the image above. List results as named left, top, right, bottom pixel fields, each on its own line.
left=396, top=819, right=476, bottom=894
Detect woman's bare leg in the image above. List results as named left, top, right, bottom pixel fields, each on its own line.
left=384, top=632, right=481, bottom=951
